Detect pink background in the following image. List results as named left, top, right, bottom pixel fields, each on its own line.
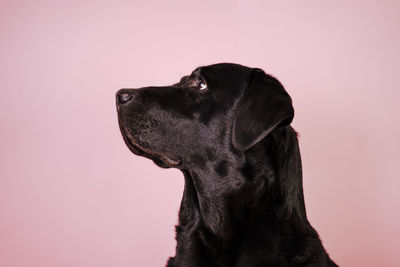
left=1, top=1, right=399, bottom=266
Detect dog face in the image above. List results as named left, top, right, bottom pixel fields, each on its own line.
left=116, top=63, right=294, bottom=169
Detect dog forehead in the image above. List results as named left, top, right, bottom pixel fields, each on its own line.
left=198, top=63, right=253, bottom=75
left=196, top=63, right=253, bottom=86
left=191, top=63, right=252, bottom=97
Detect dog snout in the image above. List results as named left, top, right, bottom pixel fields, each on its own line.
left=116, top=89, right=135, bottom=105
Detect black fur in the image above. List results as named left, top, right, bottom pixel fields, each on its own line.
left=116, top=63, right=337, bottom=267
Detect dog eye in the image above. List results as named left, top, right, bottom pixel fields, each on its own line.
left=196, top=78, right=207, bottom=91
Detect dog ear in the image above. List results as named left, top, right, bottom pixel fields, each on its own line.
left=232, top=69, right=294, bottom=151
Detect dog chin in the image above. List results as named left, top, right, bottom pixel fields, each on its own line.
left=121, top=128, right=181, bottom=168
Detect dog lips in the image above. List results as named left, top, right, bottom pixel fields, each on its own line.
left=161, top=155, right=180, bottom=166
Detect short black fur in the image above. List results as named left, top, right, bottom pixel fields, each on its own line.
left=116, top=63, right=337, bottom=267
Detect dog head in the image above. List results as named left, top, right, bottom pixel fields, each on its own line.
left=116, top=63, right=294, bottom=169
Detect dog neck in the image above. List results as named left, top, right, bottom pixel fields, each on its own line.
left=175, top=126, right=310, bottom=263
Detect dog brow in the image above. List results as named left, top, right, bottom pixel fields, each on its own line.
left=192, top=67, right=202, bottom=77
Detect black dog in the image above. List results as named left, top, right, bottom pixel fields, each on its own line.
left=116, top=63, right=337, bottom=267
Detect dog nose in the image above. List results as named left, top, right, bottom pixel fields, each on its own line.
left=116, top=89, right=134, bottom=105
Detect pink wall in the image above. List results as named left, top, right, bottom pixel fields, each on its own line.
left=1, top=1, right=399, bottom=266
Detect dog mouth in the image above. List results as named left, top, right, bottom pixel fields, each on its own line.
left=121, top=127, right=181, bottom=168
